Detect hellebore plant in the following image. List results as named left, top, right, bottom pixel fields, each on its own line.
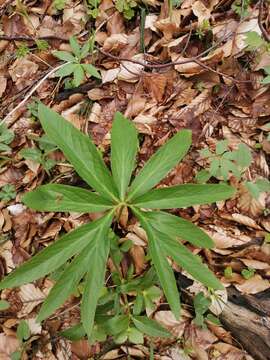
left=0, top=104, right=234, bottom=340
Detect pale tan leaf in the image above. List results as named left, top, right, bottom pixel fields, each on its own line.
left=235, top=275, right=270, bottom=294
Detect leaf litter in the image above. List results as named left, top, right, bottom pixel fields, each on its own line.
left=0, top=0, right=270, bottom=358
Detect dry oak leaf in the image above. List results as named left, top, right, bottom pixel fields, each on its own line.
left=172, top=48, right=224, bottom=76
left=0, top=76, right=7, bottom=98
left=18, top=284, right=45, bottom=317
left=205, top=226, right=251, bottom=250
left=192, top=1, right=211, bottom=25
left=0, top=334, right=20, bottom=360
left=235, top=275, right=270, bottom=294
left=154, top=310, right=190, bottom=338
left=9, top=58, right=39, bottom=90
left=212, top=342, right=253, bottom=360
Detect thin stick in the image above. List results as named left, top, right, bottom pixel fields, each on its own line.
left=1, top=62, right=70, bottom=125
left=259, top=0, right=270, bottom=42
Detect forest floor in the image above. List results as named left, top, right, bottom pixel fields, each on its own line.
left=0, top=0, right=270, bottom=359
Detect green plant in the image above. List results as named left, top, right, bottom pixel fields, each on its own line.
left=53, top=0, right=67, bottom=10
left=196, top=140, right=252, bottom=183
left=195, top=19, right=211, bottom=40
left=0, top=104, right=235, bottom=341
left=115, top=0, right=137, bottom=19
left=232, top=0, right=251, bottom=17
left=20, top=135, right=57, bottom=174
left=0, top=123, right=15, bottom=152
left=11, top=320, right=31, bottom=360
left=53, top=36, right=100, bottom=87
left=245, top=178, right=270, bottom=199
left=262, top=66, right=270, bottom=85
left=193, top=292, right=220, bottom=328
left=27, top=97, right=40, bottom=120
left=35, top=39, right=49, bottom=52
left=0, top=299, right=10, bottom=310
left=16, top=43, right=30, bottom=58
left=241, top=267, right=255, bottom=280
left=86, top=0, right=101, bottom=18
left=0, top=184, right=16, bottom=201
left=224, top=266, right=233, bottom=279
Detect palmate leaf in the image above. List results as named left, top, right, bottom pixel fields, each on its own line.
left=111, top=112, right=138, bottom=200
left=127, top=130, right=192, bottom=201
left=38, top=104, right=118, bottom=202
left=22, top=184, right=114, bottom=213
left=0, top=213, right=113, bottom=290
left=81, top=219, right=112, bottom=338
left=133, top=183, right=235, bottom=209
left=142, top=211, right=214, bottom=248
left=38, top=211, right=113, bottom=327
left=133, top=208, right=181, bottom=319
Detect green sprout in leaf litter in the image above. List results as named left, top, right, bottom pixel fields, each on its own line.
left=196, top=140, right=252, bottom=183
left=53, top=36, right=101, bottom=87
left=0, top=184, right=17, bottom=202
left=0, top=103, right=235, bottom=342
left=0, top=123, right=15, bottom=153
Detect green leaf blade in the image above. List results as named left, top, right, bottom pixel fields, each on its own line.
left=133, top=184, right=235, bottom=209
left=132, top=316, right=170, bottom=338
left=81, top=217, right=113, bottom=338
left=37, top=241, right=97, bottom=322
left=82, top=64, right=101, bottom=79
left=111, top=112, right=138, bottom=200
left=38, top=103, right=118, bottom=201
left=22, top=184, right=114, bottom=213
left=133, top=208, right=181, bottom=319
left=143, top=211, right=214, bottom=248
left=128, top=130, right=192, bottom=201
left=161, top=234, right=223, bottom=290
left=0, top=214, right=112, bottom=290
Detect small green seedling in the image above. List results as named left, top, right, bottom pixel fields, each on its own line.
left=11, top=320, right=31, bottom=360
left=15, top=43, right=30, bottom=58
left=241, top=267, right=255, bottom=280
left=193, top=292, right=220, bottom=328
left=0, top=299, right=10, bottom=311
left=245, top=178, right=270, bottom=199
left=196, top=140, right=252, bottom=183
left=20, top=135, right=57, bottom=174
left=0, top=104, right=235, bottom=342
left=53, top=0, right=67, bottom=10
left=0, top=184, right=16, bottom=202
left=54, top=36, right=101, bottom=87
left=0, top=124, right=14, bottom=153
left=87, top=0, right=101, bottom=18
left=115, top=0, right=137, bottom=19
left=232, top=0, right=251, bottom=18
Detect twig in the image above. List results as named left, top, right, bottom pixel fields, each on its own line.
left=97, top=47, right=252, bottom=83
left=0, top=35, right=69, bottom=42
left=1, top=62, right=71, bottom=125
left=259, top=0, right=270, bottom=42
